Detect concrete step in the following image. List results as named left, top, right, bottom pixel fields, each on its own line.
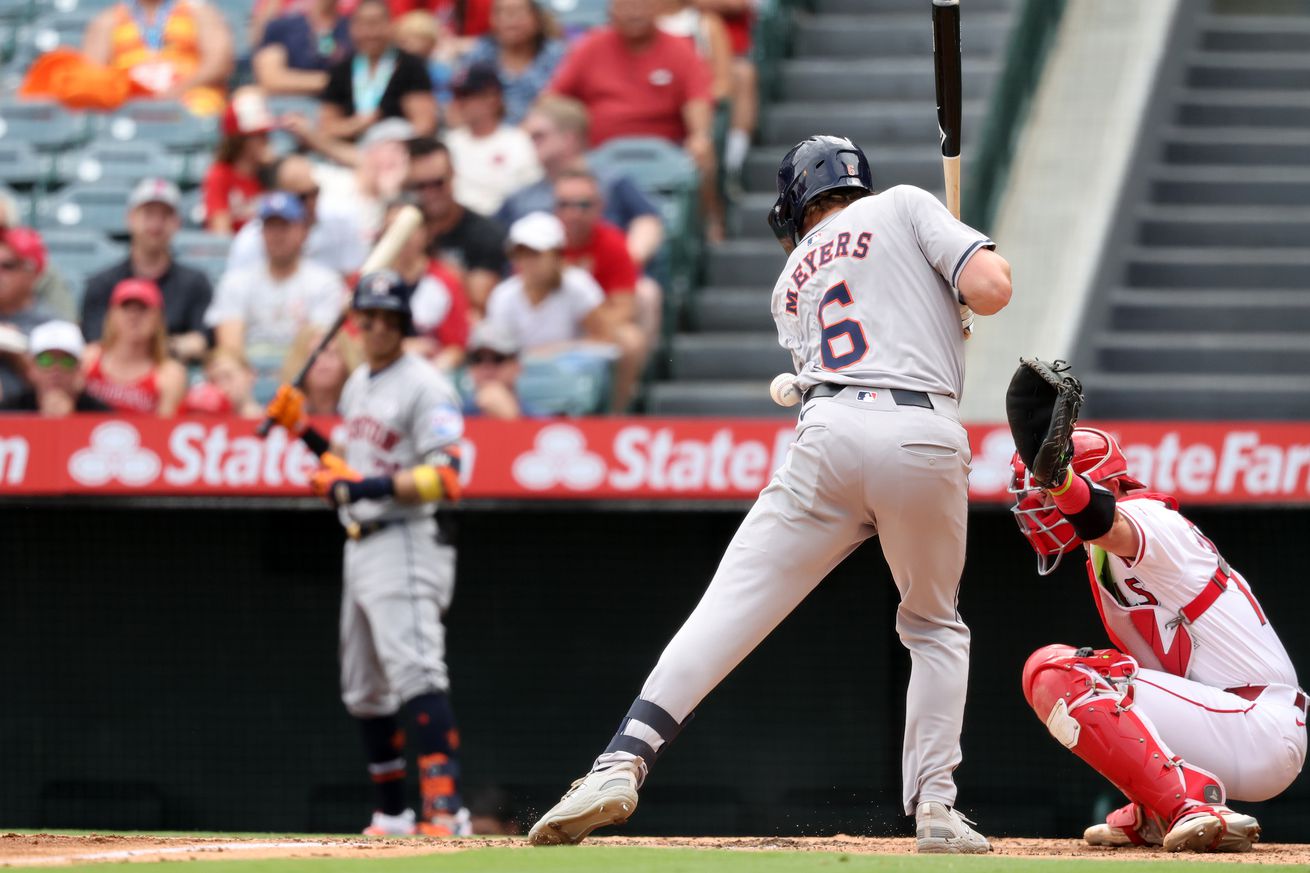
left=694, top=287, right=775, bottom=332
left=1134, top=204, right=1310, bottom=247
left=1149, top=165, right=1310, bottom=206
left=793, top=13, right=1012, bottom=59
left=1199, top=14, right=1310, bottom=54
left=1093, top=332, right=1310, bottom=375
left=646, top=380, right=795, bottom=417
left=743, top=145, right=967, bottom=194
left=1161, top=126, right=1310, bottom=165
left=1186, top=50, right=1310, bottom=90
left=727, top=192, right=779, bottom=240
left=1176, top=88, right=1310, bottom=127
left=1107, top=288, right=1310, bottom=333
left=761, top=101, right=985, bottom=152
left=705, top=239, right=788, bottom=287
left=1081, top=373, right=1310, bottom=420
left=669, top=332, right=793, bottom=381
left=814, top=0, right=1015, bottom=13
left=1123, top=246, right=1310, bottom=289
left=778, top=57, right=1000, bottom=103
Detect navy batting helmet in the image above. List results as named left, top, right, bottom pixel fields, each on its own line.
left=352, top=269, right=411, bottom=331
left=768, top=135, right=873, bottom=247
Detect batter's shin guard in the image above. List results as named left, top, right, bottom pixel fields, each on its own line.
left=1022, top=645, right=1226, bottom=826
left=358, top=715, right=407, bottom=817
left=404, top=693, right=463, bottom=820
left=601, top=698, right=692, bottom=783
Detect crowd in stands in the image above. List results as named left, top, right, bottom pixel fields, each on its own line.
left=0, top=0, right=762, bottom=420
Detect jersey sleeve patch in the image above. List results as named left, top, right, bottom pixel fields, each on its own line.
left=427, top=403, right=464, bottom=446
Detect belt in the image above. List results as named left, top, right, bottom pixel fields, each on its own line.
left=1225, top=684, right=1308, bottom=714
left=801, top=383, right=933, bottom=409
left=345, top=519, right=404, bottom=541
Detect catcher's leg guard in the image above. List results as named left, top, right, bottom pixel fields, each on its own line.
left=1022, top=645, right=1228, bottom=827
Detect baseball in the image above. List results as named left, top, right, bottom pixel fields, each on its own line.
left=770, top=373, right=801, bottom=407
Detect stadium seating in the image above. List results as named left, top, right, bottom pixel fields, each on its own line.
left=35, top=181, right=134, bottom=234
left=170, top=228, right=230, bottom=282
left=50, top=140, right=184, bottom=187
left=0, top=138, right=43, bottom=186
left=0, top=98, right=88, bottom=150
left=97, top=100, right=219, bottom=151
left=40, top=226, right=124, bottom=307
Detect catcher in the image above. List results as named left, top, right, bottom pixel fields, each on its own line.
left=1006, top=358, right=1306, bottom=852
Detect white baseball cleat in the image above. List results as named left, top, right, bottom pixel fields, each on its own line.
left=528, top=761, right=641, bottom=846
left=1163, top=806, right=1260, bottom=853
left=1084, top=802, right=1164, bottom=847
left=362, top=808, right=417, bottom=836
left=915, top=801, right=992, bottom=854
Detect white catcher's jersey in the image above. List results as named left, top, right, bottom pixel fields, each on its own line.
left=1089, top=495, right=1298, bottom=691
left=770, top=186, right=994, bottom=399
left=337, top=353, right=464, bottom=526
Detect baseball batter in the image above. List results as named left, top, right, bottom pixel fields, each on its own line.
left=265, top=271, right=470, bottom=837
left=529, top=135, right=1013, bottom=851
left=1011, top=426, right=1306, bottom=852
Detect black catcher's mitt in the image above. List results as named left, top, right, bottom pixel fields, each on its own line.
left=1006, top=358, right=1084, bottom=488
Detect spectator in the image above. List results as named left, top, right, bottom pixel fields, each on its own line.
left=546, top=0, right=720, bottom=239
left=394, top=11, right=460, bottom=110
left=204, top=88, right=277, bottom=235
left=555, top=168, right=647, bottom=411
left=484, top=212, right=606, bottom=352
left=254, top=0, right=352, bottom=96
left=0, top=320, right=111, bottom=414
left=405, top=137, right=507, bottom=312
left=0, top=229, right=56, bottom=402
left=498, top=96, right=664, bottom=272
left=319, top=0, right=438, bottom=142
left=83, top=279, right=187, bottom=416
left=207, top=193, right=347, bottom=390
left=81, top=0, right=235, bottom=116
left=182, top=347, right=263, bottom=417
left=459, top=0, right=566, bottom=125
left=446, top=62, right=541, bottom=217
left=280, top=325, right=361, bottom=414
left=302, top=118, right=416, bottom=237
left=699, top=0, right=760, bottom=190
left=227, top=155, right=369, bottom=275
left=389, top=0, right=492, bottom=37
left=0, top=193, right=75, bottom=322
left=380, top=199, right=470, bottom=370
left=82, top=178, right=213, bottom=364
left=461, top=318, right=534, bottom=420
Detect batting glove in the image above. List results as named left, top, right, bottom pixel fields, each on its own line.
left=265, top=384, right=307, bottom=434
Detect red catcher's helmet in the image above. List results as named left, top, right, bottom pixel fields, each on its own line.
left=1010, top=427, right=1146, bottom=575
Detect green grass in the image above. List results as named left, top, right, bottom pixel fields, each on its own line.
left=51, top=848, right=1310, bottom=873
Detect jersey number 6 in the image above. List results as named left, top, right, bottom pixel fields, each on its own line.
left=819, top=281, right=869, bottom=370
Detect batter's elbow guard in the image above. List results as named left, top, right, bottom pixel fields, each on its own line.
left=1060, top=476, right=1116, bottom=541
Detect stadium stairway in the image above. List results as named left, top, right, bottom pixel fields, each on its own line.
left=1076, top=1, right=1310, bottom=420
left=646, top=0, right=1018, bottom=416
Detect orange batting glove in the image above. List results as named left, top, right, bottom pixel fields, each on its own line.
left=265, top=384, right=307, bottom=434
left=310, top=452, right=363, bottom=502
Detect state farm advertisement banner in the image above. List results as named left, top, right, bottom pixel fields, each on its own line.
left=1, top=416, right=1309, bottom=505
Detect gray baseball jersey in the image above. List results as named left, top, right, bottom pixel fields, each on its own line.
left=335, top=353, right=462, bottom=717
left=770, top=185, right=993, bottom=399
left=606, top=187, right=999, bottom=816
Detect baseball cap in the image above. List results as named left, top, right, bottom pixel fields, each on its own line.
left=507, top=212, right=565, bottom=253
left=110, top=277, right=163, bottom=308
left=452, top=61, right=502, bottom=97
left=468, top=319, right=520, bottom=358
left=360, top=118, right=417, bottom=149
left=258, top=191, right=307, bottom=222
left=129, top=177, right=181, bottom=211
left=222, top=87, right=276, bottom=136
left=28, top=319, right=85, bottom=359
left=0, top=227, right=46, bottom=275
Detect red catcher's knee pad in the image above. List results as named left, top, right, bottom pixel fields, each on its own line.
left=1021, top=643, right=1226, bottom=825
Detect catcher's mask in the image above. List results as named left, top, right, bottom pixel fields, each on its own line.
left=1009, top=427, right=1146, bottom=576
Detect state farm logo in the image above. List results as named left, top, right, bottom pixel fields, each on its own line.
left=512, top=424, right=606, bottom=491
left=69, top=422, right=161, bottom=486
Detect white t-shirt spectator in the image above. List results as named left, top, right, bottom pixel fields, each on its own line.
left=484, top=266, right=603, bottom=351
left=447, top=125, right=542, bottom=217
left=205, top=260, right=346, bottom=363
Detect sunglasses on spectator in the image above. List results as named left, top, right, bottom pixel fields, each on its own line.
left=406, top=176, right=449, bottom=192
left=468, top=350, right=513, bottom=365
left=556, top=199, right=596, bottom=211
left=35, top=351, right=78, bottom=370
left=0, top=259, right=26, bottom=271
left=296, top=187, right=321, bottom=202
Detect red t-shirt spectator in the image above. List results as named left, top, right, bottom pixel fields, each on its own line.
left=547, top=27, right=712, bottom=146
left=203, top=163, right=263, bottom=233
left=427, top=259, right=471, bottom=348
left=563, top=221, right=637, bottom=297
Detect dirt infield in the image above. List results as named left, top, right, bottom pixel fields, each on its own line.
left=4, top=833, right=1310, bottom=867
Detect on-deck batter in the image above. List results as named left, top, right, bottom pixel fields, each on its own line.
left=1012, top=426, right=1306, bottom=852
left=528, top=135, right=1013, bottom=852
left=265, top=270, right=470, bottom=837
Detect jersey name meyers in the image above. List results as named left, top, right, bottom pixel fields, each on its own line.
left=770, top=185, right=993, bottom=400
